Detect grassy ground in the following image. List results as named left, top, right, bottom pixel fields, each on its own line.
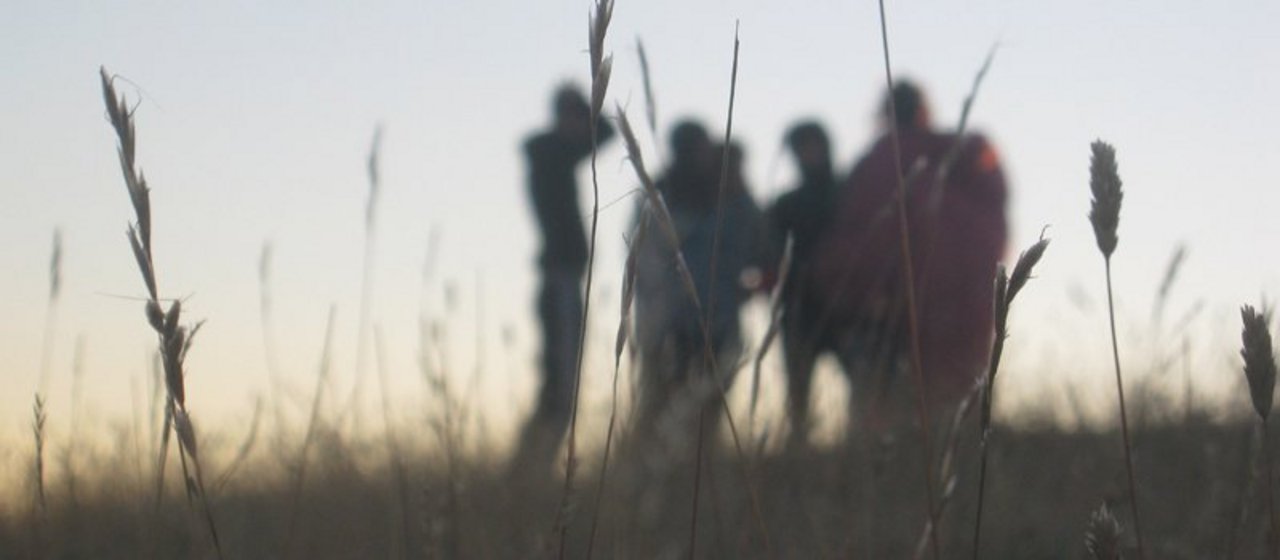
left=1, top=405, right=1270, bottom=559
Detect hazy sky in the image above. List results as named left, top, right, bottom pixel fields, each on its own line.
left=4, top=1, right=1280, bottom=459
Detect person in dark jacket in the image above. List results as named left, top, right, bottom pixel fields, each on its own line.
left=766, top=121, right=849, bottom=444
left=512, top=84, right=615, bottom=471
left=812, top=81, right=1008, bottom=425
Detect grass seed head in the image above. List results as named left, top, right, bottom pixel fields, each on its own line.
left=1240, top=304, right=1276, bottom=420
left=590, top=55, right=612, bottom=119
left=616, top=106, right=681, bottom=248
left=615, top=216, right=647, bottom=364
left=616, top=108, right=645, bottom=176
left=146, top=300, right=165, bottom=331
left=164, top=299, right=182, bottom=334
left=365, top=125, right=383, bottom=230
left=1084, top=502, right=1123, bottom=560
left=588, top=0, right=614, bottom=79
left=1007, top=235, right=1049, bottom=306
left=32, top=394, right=47, bottom=510
left=636, top=38, right=658, bottom=136
left=1088, top=140, right=1123, bottom=259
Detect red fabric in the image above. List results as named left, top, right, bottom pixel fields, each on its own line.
left=813, top=128, right=1008, bottom=403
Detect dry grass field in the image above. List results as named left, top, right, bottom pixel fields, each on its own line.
left=4, top=2, right=1278, bottom=559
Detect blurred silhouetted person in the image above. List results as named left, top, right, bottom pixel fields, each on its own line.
left=812, top=80, right=1008, bottom=424
left=513, top=84, right=614, bottom=471
left=632, top=121, right=769, bottom=460
left=766, top=121, right=848, bottom=443
left=632, top=121, right=715, bottom=386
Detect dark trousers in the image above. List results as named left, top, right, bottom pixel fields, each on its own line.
left=780, top=293, right=906, bottom=443
left=512, top=268, right=583, bottom=471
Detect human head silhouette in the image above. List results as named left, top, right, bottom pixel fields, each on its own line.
left=785, top=120, right=831, bottom=176
left=880, top=80, right=931, bottom=130
left=552, top=84, right=591, bottom=138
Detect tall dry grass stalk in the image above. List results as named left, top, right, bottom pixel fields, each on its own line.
left=972, top=235, right=1049, bottom=558
left=690, top=21, right=744, bottom=557
left=284, top=305, right=337, bottom=558
left=636, top=38, right=658, bottom=140
left=33, top=230, right=60, bottom=518
left=259, top=242, right=289, bottom=438
left=99, top=66, right=222, bottom=559
left=929, top=47, right=996, bottom=191
left=874, top=2, right=940, bottom=556
left=32, top=394, right=47, bottom=513
left=66, top=333, right=86, bottom=508
left=1240, top=304, right=1277, bottom=558
left=624, top=35, right=658, bottom=430
left=586, top=213, right=647, bottom=559
left=213, top=398, right=262, bottom=493
left=1153, top=244, right=1187, bottom=324
left=418, top=316, right=461, bottom=559
left=1088, top=139, right=1145, bottom=559
left=374, top=325, right=413, bottom=557
left=347, top=125, right=384, bottom=430
left=1228, top=424, right=1265, bottom=559
left=38, top=230, right=62, bottom=398
left=29, top=394, right=47, bottom=559
left=32, top=230, right=61, bottom=541
left=556, top=1, right=613, bottom=557
left=913, top=381, right=979, bottom=560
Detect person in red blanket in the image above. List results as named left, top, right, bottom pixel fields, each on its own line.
left=812, top=80, right=1008, bottom=426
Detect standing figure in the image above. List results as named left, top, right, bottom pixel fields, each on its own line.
left=813, top=81, right=1008, bottom=426
left=512, top=84, right=614, bottom=471
left=631, top=121, right=769, bottom=459
left=766, top=121, right=849, bottom=443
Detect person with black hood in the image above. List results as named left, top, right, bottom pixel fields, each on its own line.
left=766, top=121, right=847, bottom=444
left=512, top=84, right=614, bottom=472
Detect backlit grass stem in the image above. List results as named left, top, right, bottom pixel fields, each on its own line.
left=557, top=1, right=613, bottom=557
left=1088, top=139, right=1145, bottom=559
left=100, top=66, right=222, bottom=559
left=875, top=2, right=940, bottom=556
left=1241, top=304, right=1277, bottom=558
left=973, top=235, right=1049, bottom=558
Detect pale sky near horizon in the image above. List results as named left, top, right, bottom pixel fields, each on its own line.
left=3, top=1, right=1280, bottom=470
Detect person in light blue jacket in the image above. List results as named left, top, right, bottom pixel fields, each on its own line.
left=631, top=125, right=770, bottom=458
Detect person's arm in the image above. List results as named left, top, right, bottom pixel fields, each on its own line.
left=595, top=117, right=616, bottom=146
left=568, top=117, right=616, bottom=161
left=758, top=196, right=791, bottom=292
